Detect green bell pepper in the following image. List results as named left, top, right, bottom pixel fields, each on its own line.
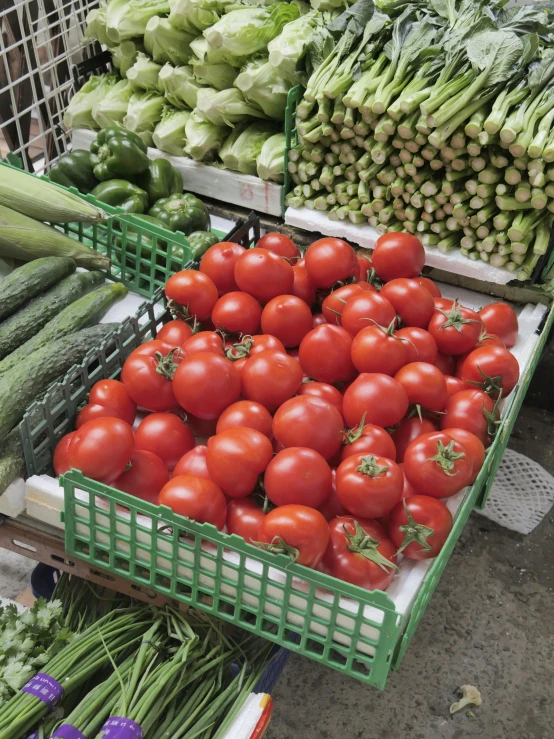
left=89, top=126, right=149, bottom=181
left=91, top=180, right=149, bottom=213
left=48, top=150, right=98, bottom=194
left=148, top=193, right=210, bottom=234
left=188, top=231, right=220, bottom=261
left=136, top=158, right=182, bottom=206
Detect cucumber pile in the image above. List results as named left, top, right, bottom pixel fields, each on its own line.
left=0, top=257, right=128, bottom=491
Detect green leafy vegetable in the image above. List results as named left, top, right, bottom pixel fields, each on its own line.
left=159, top=63, right=204, bottom=109
left=63, top=74, right=119, bottom=130
left=111, top=39, right=146, bottom=78
left=235, top=58, right=294, bottom=118
left=185, top=110, right=229, bottom=160
left=126, top=52, right=163, bottom=92
left=144, top=16, right=196, bottom=66
left=220, top=121, right=277, bottom=174
left=123, top=90, right=165, bottom=146
left=92, top=79, right=133, bottom=128
left=106, top=0, right=171, bottom=43
left=257, top=131, right=286, bottom=181
left=196, top=87, right=268, bottom=127
left=153, top=106, right=191, bottom=155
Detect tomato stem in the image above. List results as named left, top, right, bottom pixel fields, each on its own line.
left=225, top=335, right=253, bottom=361
left=357, top=454, right=389, bottom=478
left=253, top=536, right=299, bottom=565
left=344, top=521, right=398, bottom=572
left=466, top=366, right=505, bottom=397
left=154, top=348, right=180, bottom=381
left=395, top=501, right=434, bottom=555
left=343, top=413, right=367, bottom=445
left=427, top=439, right=466, bottom=476
left=438, top=300, right=481, bottom=334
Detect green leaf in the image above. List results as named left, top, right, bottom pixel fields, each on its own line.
left=467, top=30, right=523, bottom=86
left=529, top=48, right=554, bottom=91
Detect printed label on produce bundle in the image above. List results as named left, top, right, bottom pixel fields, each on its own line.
left=21, top=672, right=64, bottom=707
left=100, top=717, right=143, bottom=738
left=51, top=726, right=87, bottom=738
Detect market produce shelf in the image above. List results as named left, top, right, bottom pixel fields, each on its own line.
left=18, top=266, right=553, bottom=689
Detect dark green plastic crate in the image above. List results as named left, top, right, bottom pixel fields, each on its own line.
left=0, top=158, right=227, bottom=299
left=20, top=279, right=554, bottom=689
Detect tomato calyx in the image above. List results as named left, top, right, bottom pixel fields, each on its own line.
left=356, top=455, right=389, bottom=478
left=154, top=349, right=180, bottom=381
left=226, top=335, right=253, bottom=361
left=254, top=535, right=300, bottom=565
left=366, top=268, right=383, bottom=291
left=396, top=501, right=434, bottom=555
left=438, top=301, right=480, bottom=334
left=466, top=365, right=505, bottom=397
left=344, top=521, right=398, bottom=572
left=483, top=396, right=502, bottom=438
left=252, top=485, right=275, bottom=514
left=427, top=440, right=466, bottom=476
left=167, top=299, right=198, bottom=328
left=343, top=414, right=367, bottom=445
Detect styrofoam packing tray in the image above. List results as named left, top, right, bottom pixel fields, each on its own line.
left=73, top=129, right=283, bottom=217
left=285, top=206, right=516, bottom=285
left=16, top=279, right=548, bottom=660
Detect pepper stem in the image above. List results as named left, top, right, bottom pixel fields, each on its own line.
left=427, top=439, right=465, bottom=476
left=357, top=454, right=389, bottom=477
left=344, top=521, right=398, bottom=572
left=396, top=501, right=434, bottom=555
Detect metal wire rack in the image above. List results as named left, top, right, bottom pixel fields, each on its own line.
left=0, top=0, right=100, bottom=172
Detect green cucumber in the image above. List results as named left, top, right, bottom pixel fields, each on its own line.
left=0, top=323, right=118, bottom=443
left=0, top=282, right=128, bottom=377
left=0, top=429, right=25, bottom=492
left=0, top=270, right=105, bottom=360
left=0, top=256, right=75, bottom=321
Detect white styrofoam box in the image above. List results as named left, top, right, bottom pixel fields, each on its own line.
left=285, top=206, right=517, bottom=286
left=73, top=129, right=283, bottom=217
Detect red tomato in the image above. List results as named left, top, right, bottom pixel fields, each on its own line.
left=165, top=270, right=218, bottom=322
left=394, top=362, right=447, bottom=412
left=121, top=348, right=180, bottom=412
left=321, top=284, right=371, bottom=325
left=261, top=295, right=313, bottom=348
left=318, top=470, right=348, bottom=521
left=441, top=389, right=497, bottom=445
left=206, top=427, right=273, bottom=498
left=341, top=292, right=397, bottom=337
left=299, top=325, right=356, bottom=384
left=211, top=292, right=262, bottom=335
left=478, top=302, right=518, bottom=348
left=273, top=395, right=344, bottom=461
left=185, top=415, right=218, bottom=438
left=428, top=302, right=483, bottom=355
left=53, top=432, right=76, bottom=476
left=68, top=418, right=134, bottom=484
left=173, top=352, right=241, bottom=419
left=226, top=498, right=266, bottom=542
left=445, top=375, right=471, bottom=398
left=158, top=475, right=227, bottom=529
left=216, top=400, right=273, bottom=438
left=343, top=374, right=409, bottom=429
left=257, top=505, right=329, bottom=567
left=323, top=516, right=397, bottom=591
left=304, top=238, right=358, bottom=288
left=291, top=265, right=316, bottom=306
left=396, top=327, right=438, bottom=365
left=442, top=427, right=485, bottom=482
left=199, top=242, right=245, bottom=295
left=76, top=404, right=126, bottom=429
left=173, top=446, right=210, bottom=479
left=434, top=297, right=454, bottom=311
left=234, top=249, right=294, bottom=304
left=264, top=447, right=332, bottom=508
left=312, top=313, right=327, bottom=327
left=387, top=496, right=452, bottom=560
left=241, top=350, right=303, bottom=412
left=455, top=333, right=506, bottom=372
left=380, top=278, right=435, bottom=328
left=256, top=232, right=300, bottom=263
left=458, top=345, right=519, bottom=397
left=127, top=339, right=175, bottom=361
left=183, top=331, right=224, bottom=356
left=371, top=232, right=425, bottom=281
left=336, top=453, right=403, bottom=518
left=341, top=423, right=396, bottom=462
left=113, top=450, right=169, bottom=504
left=403, top=431, right=473, bottom=498
left=289, top=349, right=301, bottom=364
left=390, top=416, right=438, bottom=463
left=156, top=320, right=194, bottom=347
left=415, top=276, right=441, bottom=298
left=435, top=352, right=456, bottom=375
left=351, top=324, right=408, bottom=376
left=357, top=254, right=373, bottom=282
left=297, top=382, right=343, bottom=418
left=88, top=379, right=136, bottom=426
left=135, top=412, right=194, bottom=470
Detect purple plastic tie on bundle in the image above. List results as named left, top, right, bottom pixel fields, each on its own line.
left=51, top=726, right=87, bottom=738
left=100, top=717, right=143, bottom=738
left=25, top=733, right=39, bottom=739
left=21, top=672, right=64, bottom=708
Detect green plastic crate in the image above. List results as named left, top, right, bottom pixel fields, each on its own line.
left=20, top=280, right=554, bottom=689
left=0, top=158, right=227, bottom=299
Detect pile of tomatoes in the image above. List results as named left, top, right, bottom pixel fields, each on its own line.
left=53, top=230, right=521, bottom=594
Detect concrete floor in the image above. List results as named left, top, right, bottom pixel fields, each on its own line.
left=0, top=406, right=552, bottom=739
